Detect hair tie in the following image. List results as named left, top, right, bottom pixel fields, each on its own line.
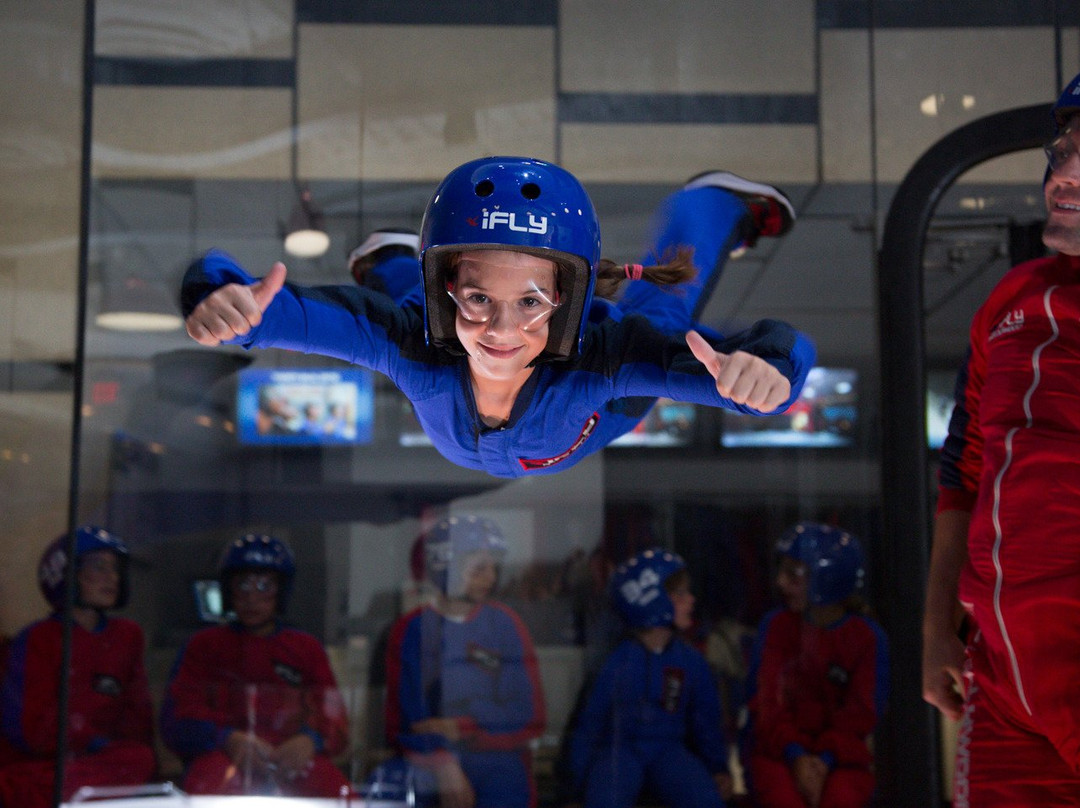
left=624, top=263, right=643, bottom=281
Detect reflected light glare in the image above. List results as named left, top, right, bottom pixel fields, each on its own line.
left=920, top=94, right=940, bottom=117
left=95, top=311, right=184, bottom=332
left=284, top=228, right=330, bottom=258
left=962, top=94, right=976, bottom=110
left=835, top=381, right=853, bottom=395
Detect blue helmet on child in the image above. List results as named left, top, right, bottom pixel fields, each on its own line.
left=420, top=156, right=601, bottom=360
left=38, top=525, right=130, bottom=611
left=219, top=533, right=296, bottom=614
left=419, top=515, right=508, bottom=596
left=776, top=522, right=864, bottom=606
left=610, top=547, right=686, bottom=628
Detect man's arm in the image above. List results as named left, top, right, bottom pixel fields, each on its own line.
left=921, top=508, right=971, bottom=720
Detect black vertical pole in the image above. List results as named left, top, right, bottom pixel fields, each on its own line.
left=55, top=1, right=97, bottom=806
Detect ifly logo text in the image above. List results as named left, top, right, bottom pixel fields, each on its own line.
left=480, top=209, right=549, bottom=235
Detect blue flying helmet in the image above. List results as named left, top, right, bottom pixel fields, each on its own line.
left=420, top=156, right=601, bottom=361
left=610, top=547, right=687, bottom=628
left=218, top=533, right=296, bottom=614
left=776, top=521, right=865, bottom=606
left=38, top=525, right=130, bottom=611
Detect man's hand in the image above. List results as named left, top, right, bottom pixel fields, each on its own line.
left=686, top=330, right=791, bottom=412
left=185, top=261, right=288, bottom=346
left=922, top=627, right=966, bottom=720
left=922, top=508, right=972, bottom=721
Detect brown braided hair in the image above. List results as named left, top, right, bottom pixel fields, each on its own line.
left=593, top=245, right=698, bottom=300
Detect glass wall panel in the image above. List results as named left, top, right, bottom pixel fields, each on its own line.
left=1, top=2, right=1075, bottom=807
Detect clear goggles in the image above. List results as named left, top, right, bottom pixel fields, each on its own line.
left=446, top=281, right=560, bottom=332
left=1045, top=128, right=1080, bottom=174
left=234, top=573, right=278, bottom=595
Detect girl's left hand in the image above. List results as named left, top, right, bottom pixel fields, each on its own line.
left=685, top=330, right=791, bottom=412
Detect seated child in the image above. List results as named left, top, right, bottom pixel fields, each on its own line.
left=160, top=533, right=349, bottom=797
left=568, top=547, right=733, bottom=808
left=746, top=522, right=889, bottom=808
left=0, top=527, right=156, bottom=808
left=377, top=515, right=546, bottom=808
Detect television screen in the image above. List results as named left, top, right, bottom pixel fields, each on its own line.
left=926, top=369, right=958, bottom=450
left=192, top=579, right=226, bottom=623
left=236, top=367, right=374, bottom=446
left=610, top=398, right=697, bottom=447
left=721, top=366, right=858, bottom=448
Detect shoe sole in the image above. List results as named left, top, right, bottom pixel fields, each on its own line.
left=683, top=171, right=796, bottom=229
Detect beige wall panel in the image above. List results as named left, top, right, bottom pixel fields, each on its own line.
left=873, top=28, right=1057, bottom=184
left=96, top=0, right=292, bottom=57
left=0, top=4, right=81, bottom=634
left=560, top=123, right=816, bottom=184
left=0, top=394, right=74, bottom=634
left=561, top=0, right=815, bottom=93
left=1066, top=29, right=1080, bottom=80
left=0, top=6, right=82, bottom=363
left=0, top=246, right=80, bottom=362
left=299, top=25, right=556, bottom=180
left=959, top=149, right=1046, bottom=185
left=821, top=30, right=873, bottom=182
left=93, top=87, right=292, bottom=179
left=10, top=257, right=79, bottom=361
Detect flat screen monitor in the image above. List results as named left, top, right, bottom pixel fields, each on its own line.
left=926, top=369, right=959, bottom=451
left=610, top=398, right=698, bottom=447
left=236, top=367, right=374, bottom=446
left=192, top=579, right=226, bottom=623
left=721, top=366, right=858, bottom=448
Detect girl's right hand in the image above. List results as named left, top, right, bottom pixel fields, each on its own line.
left=185, top=262, right=287, bottom=346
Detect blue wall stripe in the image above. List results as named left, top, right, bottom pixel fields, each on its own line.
left=559, top=93, right=818, bottom=125
left=94, top=57, right=294, bottom=88
left=818, top=0, right=1077, bottom=29
left=297, top=0, right=557, bottom=25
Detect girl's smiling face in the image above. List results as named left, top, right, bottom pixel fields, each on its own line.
left=450, top=250, right=558, bottom=383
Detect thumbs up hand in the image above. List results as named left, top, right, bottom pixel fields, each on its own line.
left=185, top=262, right=287, bottom=346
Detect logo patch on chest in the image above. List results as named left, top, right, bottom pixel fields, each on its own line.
left=661, top=666, right=685, bottom=712
left=466, top=642, right=502, bottom=672
left=827, top=663, right=850, bottom=688
left=273, top=661, right=303, bottom=686
left=519, top=412, right=599, bottom=471
left=92, top=674, right=122, bottom=696
left=989, top=309, right=1024, bottom=341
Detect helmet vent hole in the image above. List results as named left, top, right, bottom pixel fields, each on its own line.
left=474, top=180, right=495, bottom=197
left=521, top=182, right=541, bottom=200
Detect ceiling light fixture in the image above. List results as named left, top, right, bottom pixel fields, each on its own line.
left=283, top=185, right=330, bottom=258
left=95, top=275, right=183, bottom=332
